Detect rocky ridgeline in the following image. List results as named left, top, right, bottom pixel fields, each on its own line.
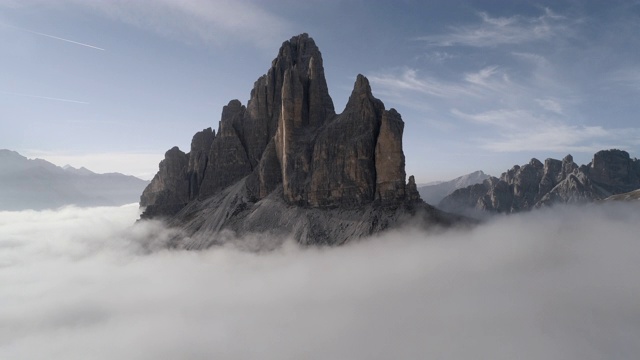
left=440, top=150, right=640, bottom=214
left=139, top=34, right=450, bottom=248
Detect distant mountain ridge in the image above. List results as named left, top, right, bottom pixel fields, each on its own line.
left=439, top=149, right=640, bottom=214
left=604, top=188, right=640, bottom=201
left=418, top=170, right=490, bottom=205
left=62, top=164, right=95, bottom=176
left=0, top=149, right=149, bottom=210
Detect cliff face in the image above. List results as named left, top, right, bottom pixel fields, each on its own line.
left=440, top=150, right=640, bottom=214
left=139, top=146, right=189, bottom=218
left=140, top=34, right=447, bottom=247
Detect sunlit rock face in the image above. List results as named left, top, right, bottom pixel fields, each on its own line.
left=139, top=33, right=456, bottom=247
left=440, top=150, right=640, bottom=214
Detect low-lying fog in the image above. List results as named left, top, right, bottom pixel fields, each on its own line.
left=1, top=203, right=639, bottom=359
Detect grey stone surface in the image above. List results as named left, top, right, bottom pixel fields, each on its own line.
left=140, top=146, right=189, bottom=218
left=139, top=33, right=460, bottom=247
left=440, top=149, right=640, bottom=214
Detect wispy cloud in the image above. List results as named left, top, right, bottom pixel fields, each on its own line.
left=464, top=65, right=500, bottom=86
left=415, top=51, right=457, bottom=63
left=368, top=67, right=478, bottom=99
left=451, top=108, right=534, bottom=130
left=75, top=0, right=292, bottom=49
left=1, top=0, right=291, bottom=50
left=1, top=23, right=105, bottom=50
left=415, top=8, right=567, bottom=47
left=1, top=91, right=89, bottom=104
left=371, top=60, right=636, bottom=153
left=479, top=125, right=616, bottom=153
left=535, top=98, right=563, bottom=114
left=369, top=65, right=523, bottom=102
left=452, top=108, right=636, bottom=153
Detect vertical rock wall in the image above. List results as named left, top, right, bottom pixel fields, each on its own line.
left=140, top=34, right=417, bottom=218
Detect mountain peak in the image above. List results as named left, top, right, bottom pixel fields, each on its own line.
left=63, top=165, right=95, bottom=176
left=418, top=170, right=491, bottom=205
left=354, top=74, right=370, bottom=91
left=273, top=33, right=323, bottom=78
left=0, top=149, right=26, bottom=160
left=139, top=33, right=456, bottom=247
left=440, top=149, right=640, bottom=214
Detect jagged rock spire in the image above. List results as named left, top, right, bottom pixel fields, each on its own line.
left=440, top=149, right=640, bottom=214
left=141, top=34, right=415, bottom=218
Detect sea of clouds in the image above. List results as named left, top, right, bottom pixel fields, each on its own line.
left=1, top=202, right=639, bottom=359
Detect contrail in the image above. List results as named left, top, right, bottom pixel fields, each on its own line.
left=1, top=23, right=105, bottom=51
left=2, top=91, right=89, bottom=104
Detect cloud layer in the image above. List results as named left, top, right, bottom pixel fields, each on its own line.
left=415, top=9, right=569, bottom=47
left=1, top=203, right=640, bottom=359
left=67, top=0, right=291, bottom=50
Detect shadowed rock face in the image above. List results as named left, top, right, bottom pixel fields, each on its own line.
left=440, top=150, right=640, bottom=215
left=139, top=34, right=448, bottom=246
left=589, top=149, right=640, bottom=188
left=187, top=128, right=215, bottom=200
left=139, top=147, right=189, bottom=217
left=198, top=100, right=251, bottom=199
left=308, top=75, right=389, bottom=207
left=376, top=109, right=407, bottom=202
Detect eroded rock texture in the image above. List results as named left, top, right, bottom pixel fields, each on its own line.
left=187, top=128, right=215, bottom=200
left=139, top=34, right=440, bottom=245
left=140, top=147, right=189, bottom=218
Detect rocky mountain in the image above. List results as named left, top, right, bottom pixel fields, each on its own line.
left=140, top=33, right=462, bottom=248
left=418, top=170, right=489, bottom=205
left=603, top=188, right=640, bottom=201
left=439, top=150, right=640, bottom=214
left=0, top=149, right=149, bottom=210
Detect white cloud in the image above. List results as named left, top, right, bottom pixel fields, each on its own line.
left=368, top=67, right=480, bottom=99
left=369, top=53, right=632, bottom=155
left=416, top=50, right=457, bottom=63
left=511, top=51, right=550, bottom=67
left=416, top=8, right=568, bottom=47
left=452, top=108, right=536, bottom=130
left=369, top=65, right=527, bottom=104
left=464, top=65, right=500, bottom=86
left=535, top=98, right=564, bottom=114
left=2, top=204, right=640, bottom=359
left=3, top=0, right=292, bottom=49
left=451, top=108, right=638, bottom=153
left=481, top=124, right=611, bottom=153
left=94, top=0, right=292, bottom=49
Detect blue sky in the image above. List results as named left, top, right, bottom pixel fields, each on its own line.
left=1, top=0, right=639, bottom=182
